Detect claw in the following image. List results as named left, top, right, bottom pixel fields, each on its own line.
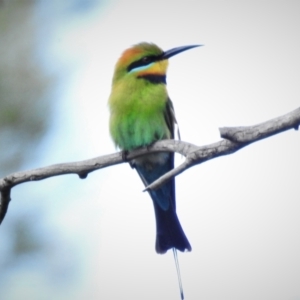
left=121, top=150, right=129, bottom=162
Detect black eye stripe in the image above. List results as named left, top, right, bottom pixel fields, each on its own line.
left=127, top=55, right=157, bottom=72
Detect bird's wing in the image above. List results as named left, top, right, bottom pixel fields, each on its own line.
left=164, top=97, right=181, bottom=140
left=162, top=97, right=178, bottom=210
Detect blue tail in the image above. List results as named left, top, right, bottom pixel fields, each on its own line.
left=133, top=153, right=191, bottom=254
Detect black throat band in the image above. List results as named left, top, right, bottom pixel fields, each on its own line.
left=138, top=74, right=166, bottom=84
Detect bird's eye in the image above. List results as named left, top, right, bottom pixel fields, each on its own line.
left=142, top=56, right=150, bottom=63
left=127, top=56, right=155, bottom=72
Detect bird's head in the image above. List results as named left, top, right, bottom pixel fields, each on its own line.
left=112, top=42, right=201, bottom=83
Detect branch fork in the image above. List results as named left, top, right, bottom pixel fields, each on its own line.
left=1, top=107, right=299, bottom=224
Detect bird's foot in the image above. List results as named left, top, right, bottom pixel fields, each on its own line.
left=121, top=150, right=129, bottom=162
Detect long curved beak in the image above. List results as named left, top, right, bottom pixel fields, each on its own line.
left=161, top=44, right=203, bottom=60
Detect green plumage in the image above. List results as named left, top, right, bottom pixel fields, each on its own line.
left=108, top=42, right=196, bottom=254
left=109, top=77, right=170, bottom=150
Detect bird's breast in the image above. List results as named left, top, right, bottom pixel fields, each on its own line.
left=109, top=81, right=170, bottom=150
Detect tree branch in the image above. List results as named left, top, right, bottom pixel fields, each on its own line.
left=145, top=106, right=300, bottom=190
left=220, top=107, right=300, bottom=142
left=0, top=107, right=299, bottom=224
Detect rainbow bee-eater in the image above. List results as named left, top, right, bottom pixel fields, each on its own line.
left=108, top=42, right=200, bottom=299
left=109, top=42, right=200, bottom=254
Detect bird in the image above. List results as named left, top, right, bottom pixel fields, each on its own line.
left=108, top=42, right=200, bottom=254
left=108, top=42, right=201, bottom=299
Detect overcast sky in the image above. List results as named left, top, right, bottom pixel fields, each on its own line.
left=3, top=1, right=300, bottom=299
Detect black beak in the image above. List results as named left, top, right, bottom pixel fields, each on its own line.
left=161, top=44, right=203, bottom=60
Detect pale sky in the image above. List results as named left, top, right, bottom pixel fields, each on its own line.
left=3, top=1, right=300, bottom=299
